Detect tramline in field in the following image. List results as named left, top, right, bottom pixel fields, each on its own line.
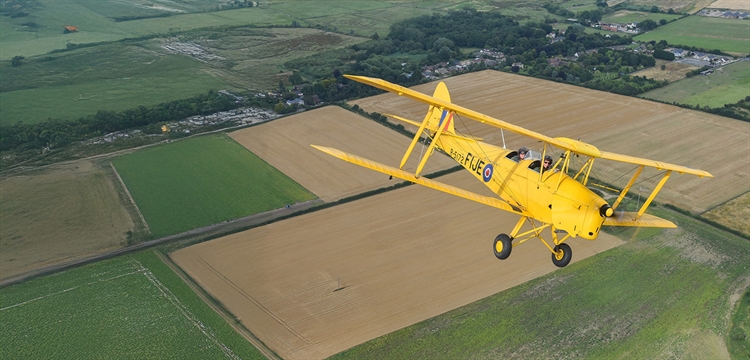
left=314, top=75, right=712, bottom=267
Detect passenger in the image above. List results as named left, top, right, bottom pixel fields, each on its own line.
left=518, top=146, right=529, bottom=161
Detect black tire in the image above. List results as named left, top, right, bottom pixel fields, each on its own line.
left=493, top=234, right=512, bottom=260
left=551, top=243, right=572, bottom=268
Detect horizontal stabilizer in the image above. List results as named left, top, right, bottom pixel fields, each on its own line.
left=603, top=212, right=676, bottom=228
left=311, top=145, right=524, bottom=215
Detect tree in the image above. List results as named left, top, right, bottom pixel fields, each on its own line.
left=637, top=19, right=658, bottom=31
left=650, top=5, right=659, bottom=13
left=371, top=32, right=379, bottom=40
left=278, top=80, right=286, bottom=93
left=289, top=72, right=304, bottom=85
left=438, top=46, right=452, bottom=61
left=659, top=19, right=667, bottom=25
left=11, top=55, right=24, bottom=67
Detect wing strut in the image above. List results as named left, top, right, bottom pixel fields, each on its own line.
left=612, top=165, right=644, bottom=211
left=637, top=170, right=671, bottom=219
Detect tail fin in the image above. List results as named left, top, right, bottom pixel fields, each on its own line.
left=423, top=82, right=455, bottom=135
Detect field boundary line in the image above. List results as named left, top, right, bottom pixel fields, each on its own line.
left=135, top=259, right=240, bottom=360
left=110, top=161, right=150, bottom=232
left=158, top=251, right=282, bottom=360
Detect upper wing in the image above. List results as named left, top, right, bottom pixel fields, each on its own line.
left=311, top=145, right=527, bottom=216
left=346, top=75, right=712, bottom=177
left=345, top=75, right=579, bottom=153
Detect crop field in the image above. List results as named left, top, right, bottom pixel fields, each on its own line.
left=228, top=106, right=458, bottom=202
left=0, top=160, right=134, bottom=281
left=0, top=250, right=264, bottom=359
left=630, top=59, right=699, bottom=82
left=111, top=134, right=316, bottom=238
left=709, top=0, right=750, bottom=10
left=0, top=4, right=291, bottom=60
left=332, top=209, right=750, bottom=359
left=172, top=171, right=626, bottom=360
left=351, top=70, right=750, bottom=214
left=603, top=10, right=683, bottom=24
left=639, top=60, right=750, bottom=108
left=702, top=192, right=750, bottom=236
left=635, top=15, right=750, bottom=55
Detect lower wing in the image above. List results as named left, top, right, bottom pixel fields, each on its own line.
left=311, top=145, right=525, bottom=216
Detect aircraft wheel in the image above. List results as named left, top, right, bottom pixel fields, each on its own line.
left=551, top=243, right=572, bottom=268
left=493, top=234, right=512, bottom=260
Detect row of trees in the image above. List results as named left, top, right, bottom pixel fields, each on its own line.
left=0, top=91, right=243, bottom=152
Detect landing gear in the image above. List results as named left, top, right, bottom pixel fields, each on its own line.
left=493, top=234, right=512, bottom=260
left=551, top=243, right=572, bottom=268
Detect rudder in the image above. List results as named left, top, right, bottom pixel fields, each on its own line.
left=422, top=82, right=455, bottom=135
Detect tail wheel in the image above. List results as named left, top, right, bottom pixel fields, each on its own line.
left=551, top=243, right=572, bottom=268
left=493, top=234, right=512, bottom=260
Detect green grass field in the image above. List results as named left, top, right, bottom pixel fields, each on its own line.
left=331, top=208, right=750, bottom=359
left=639, top=60, right=750, bottom=107
left=0, top=43, right=227, bottom=126
left=603, top=10, right=683, bottom=24
left=635, top=15, right=750, bottom=55
left=0, top=2, right=291, bottom=60
left=0, top=250, right=265, bottom=359
left=111, top=134, right=316, bottom=238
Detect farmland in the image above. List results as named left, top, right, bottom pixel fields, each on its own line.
left=228, top=106, right=458, bottom=202
left=630, top=59, right=699, bottom=82
left=0, top=250, right=264, bottom=359
left=331, top=209, right=750, bottom=359
left=602, top=10, right=684, bottom=24
left=635, top=15, right=750, bottom=55
left=639, top=60, right=750, bottom=107
left=172, top=170, right=626, bottom=360
left=111, top=134, right=316, bottom=238
left=702, top=192, right=750, bottom=236
left=0, top=160, right=135, bottom=281
left=0, top=5, right=291, bottom=60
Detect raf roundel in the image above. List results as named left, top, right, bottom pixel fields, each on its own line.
left=482, top=163, right=493, bottom=182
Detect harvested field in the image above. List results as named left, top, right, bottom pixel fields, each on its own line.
left=172, top=171, right=624, bottom=360
left=229, top=106, right=458, bottom=202
left=0, top=160, right=134, bottom=280
left=708, top=0, right=750, bottom=10
left=351, top=70, right=750, bottom=213
left=702, top=191, right=750, bottom=236
left=631, top=59, right=699, bottom=82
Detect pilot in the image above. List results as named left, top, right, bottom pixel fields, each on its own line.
left=542, top=155, right=553, bottom=172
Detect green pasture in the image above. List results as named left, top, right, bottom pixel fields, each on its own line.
left=0, top=44, right=227, bottom=126
left=603, top=10, right=683, bottom=24
left=0, top=250, right=264, bottom=359
left=0, top=3, right=290, bottom=60
left=111, top=134, right=316, bottom=238
left=332, top=209, right=750, bottom=359
left=639, top=60, right=750, bottom=107
left=635, top=16, right=750, bottom=55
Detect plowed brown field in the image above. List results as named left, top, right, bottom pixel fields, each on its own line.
left=172, top=171, right=623, bottom=360
left=0, top=160, right=135, bottom=280
left=229, top=106, right=457, bottom=202
left=351, top=70, right=749, bottom=213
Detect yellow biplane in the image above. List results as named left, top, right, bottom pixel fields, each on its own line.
left=312, top=75, right=712, bottom=267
